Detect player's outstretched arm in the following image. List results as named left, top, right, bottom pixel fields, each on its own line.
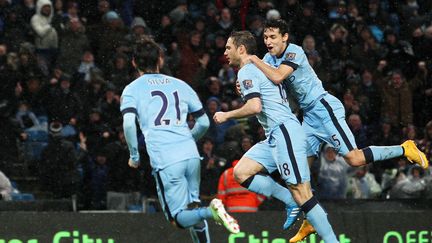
left=249, top=55, right=294, bottom=84
left=213, top=97, right=261, bottom=124
left=123, top=112, right=140, bottom=168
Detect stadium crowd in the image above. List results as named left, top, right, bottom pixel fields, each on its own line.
left=0, top=0, right=431, bottom=209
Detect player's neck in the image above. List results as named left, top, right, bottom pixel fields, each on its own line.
left=240, top=55, right=252, bottom=68
left=275, top=43, right=289, bottom=58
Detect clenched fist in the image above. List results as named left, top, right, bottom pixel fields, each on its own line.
left=213, top=111, right=229, bottom=124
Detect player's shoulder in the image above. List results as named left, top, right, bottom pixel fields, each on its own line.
left=286, top=43, right=305, bottom=55
left=239, top=63, right=260, bottom=75
left=263, top=52, right=272, bottom=62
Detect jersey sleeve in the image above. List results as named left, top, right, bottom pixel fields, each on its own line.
left=185, top=84, right=205, bottom=118
left=238, top=68, right=261, bottom=101
left=280, top=47, right=305, bottom=70
left=120, top=85, right=138, bottom=116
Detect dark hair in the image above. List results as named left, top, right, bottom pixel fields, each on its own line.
left=132, top=37, right=162, bottom=72
left=229, top=31, right=257, bottom=55
left=264, top=19, right=289, bottom=35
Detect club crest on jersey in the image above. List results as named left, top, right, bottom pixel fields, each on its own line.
left=286, top=52, right=296, bottom=61
left=243, top=79, right=253, bottom=89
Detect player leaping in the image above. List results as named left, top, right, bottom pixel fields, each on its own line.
left=246, top=19, right=429, bottom=242
left=214, top=30, right=339, bottom=243
left=121, top=38, right=239, bottom=243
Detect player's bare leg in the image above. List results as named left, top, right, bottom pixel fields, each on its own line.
left=234, top=157, right=301, bottom=229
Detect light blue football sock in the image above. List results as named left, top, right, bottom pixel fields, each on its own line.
left=362, top=145, right=403, bottom=163
left=302, top=197, right=339, bottom=243
left=176, top=208, right=213, bottom=228
left=241, top=174, right=297, bottom=207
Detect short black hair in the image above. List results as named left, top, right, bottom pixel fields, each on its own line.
left=264, top=19, right=289, bottom=36
left=229, top=31, right=257, bottom=55
left=132, top=37, right=162, bottom=72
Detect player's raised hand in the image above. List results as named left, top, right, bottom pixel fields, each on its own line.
left=213, top=111, right=228, bottom=124
left=128, top=158, right=140, bottom=168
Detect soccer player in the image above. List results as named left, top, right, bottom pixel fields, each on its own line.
left=246, top=19, right=430, bottom=242
left=121, top=38, right=240, bottom=243
left=214, top=30, right=339, bottom=243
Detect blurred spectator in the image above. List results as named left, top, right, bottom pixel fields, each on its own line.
left=168, top=0, right=189, bottom=24
left=382, top=29, right=416, bottom=78
left=412, top=61, right=432, bottom=127
left=124, top=16, right=152, bottom=49
left=199, top=137, right=224, bottom=198
left=347, top=114, right=369, bottom=149
left=30, top=0, right=58, bottom=73
left=20, top=75, right=45, bottom=115
left=77, top=50, right=97, bottom=83
left=15, top=101, right=40, bottom=129
left=202, top=76, right=224, bottom=101
left=248, top=15, right=266, bottom=57
left=217, top=160, right=265, bottom=212
left=0, top=104, right=25, bottom=174
left=346, top=165, right=382, bottom=199
left=57, top=18, right=90, bottom=74
left=240, top=135, right=254, bottom=154
left=358, top=69, right=381, bottom=125
left=105, top=129, right=141, bottom=194
left=302, top=35, right=322, bottom=72
left=205, top=97, right=238, bottom=145
left=88, top=149, right=109, bottom=209
left=98, top=84, right=121, bottom=127
left=96, top=10, right=128, bottom=72
left=380, top=70, right=413, bottom=128
left=40, top=121, right=79, bottom=199
left=2, top=5, right=33, bottom=53
left=316, top=145, right=350, bottom=199
left=217, top=8, right=234, bottom=33
left=390, top=166, right=426, bottom=198
left=350, top=27, right=383, bottom=71
left=44, top=74, right=82, bottom=125
left=290, top=1, right=326, bottom=44
left=106, top=53, right=131, bottom=92
left=81, top=108, right=112, bottom=155
left=0, top=170, right=12, bottom=201
left=176, top=31, right=208, bottom=90
left=154, top=15, right=175, bottom=50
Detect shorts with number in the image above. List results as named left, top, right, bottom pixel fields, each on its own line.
left=303, top=94, right=358, bottom=157
left=244, top=119, right=310, bottom=185
left=153, top=158, right=201, bottom=221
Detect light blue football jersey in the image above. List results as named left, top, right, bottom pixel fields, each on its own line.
left=263, top=43, right=327, bottom=110
left=120, top=74, right=203, bottom=170
left=238, top=63, right=298, bottom=135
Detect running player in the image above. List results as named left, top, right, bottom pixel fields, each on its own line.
left=246, top=19, right=429, bottom=242
left=214, top=30, right=339, bottom=243
left=121, top=38, right=240, bottom=243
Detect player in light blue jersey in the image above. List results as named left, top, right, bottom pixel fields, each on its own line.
left=246, top=19, right=429, bottom=242
left=121, top=38, right=239, bottom=242
left=214, top=31, right=338, bottom=243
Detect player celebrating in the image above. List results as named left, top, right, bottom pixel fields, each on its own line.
left=246, top=19, right=429, bottom=242
left=121, top=38, right=240, bottom=243
left=214, top=31, right=339, bottom=243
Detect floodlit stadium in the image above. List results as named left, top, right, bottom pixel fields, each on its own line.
left=0, top=0, right=431, bottom=242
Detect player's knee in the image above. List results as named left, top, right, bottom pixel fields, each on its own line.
left=233, top=165, right=247, bottom=183
left=172, top=215, right=187, bottom=229
left=344, top=149, right=365, bottom=167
